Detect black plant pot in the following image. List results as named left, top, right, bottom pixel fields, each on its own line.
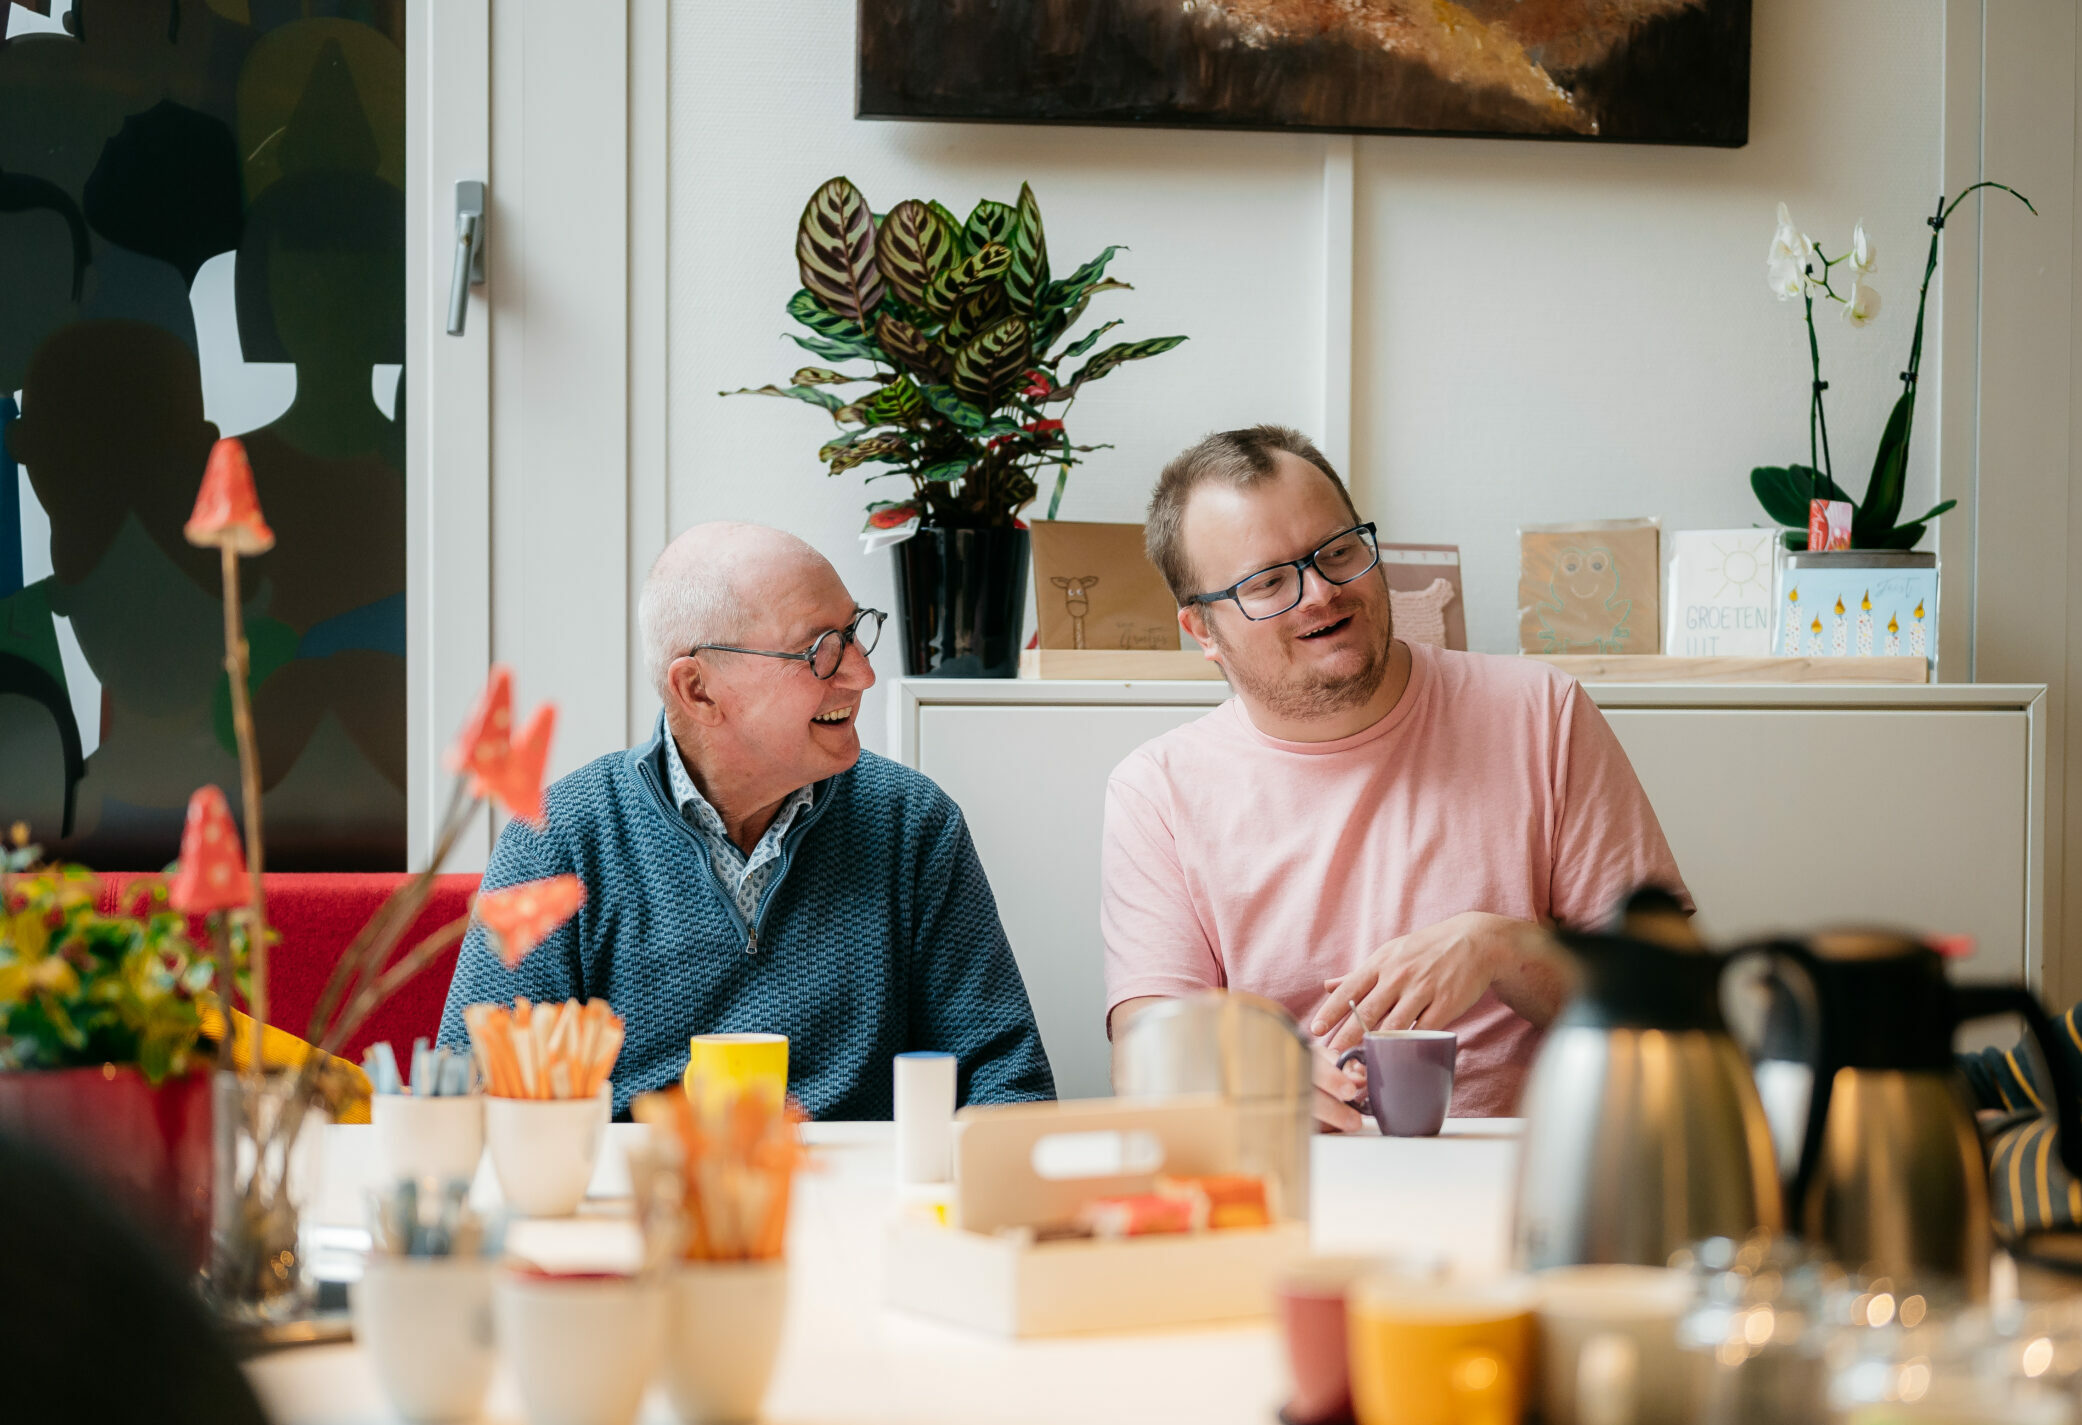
left=893, top=527, right=1031, bottom=678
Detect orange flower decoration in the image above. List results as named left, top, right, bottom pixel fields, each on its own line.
left=167, top=786, right=249, bottom=915
left=183, top=438, right=275, bottom=555
left=488, top=704, right=555, bottom=829
left=476, top=875, right=586, bottom=970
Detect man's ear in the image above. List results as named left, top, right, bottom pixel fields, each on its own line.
left=667, top=655, right=725, bottom=728
left=1178, top=603, right=1220, bottom=663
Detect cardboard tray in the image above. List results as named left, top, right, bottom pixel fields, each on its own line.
left=881, top=1097, right=1308, bottom=1337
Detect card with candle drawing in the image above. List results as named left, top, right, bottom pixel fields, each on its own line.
left=1773, top=551, right=1939, bottom=671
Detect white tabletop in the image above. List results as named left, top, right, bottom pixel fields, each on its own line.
left=248, top=1118, right=1523, bottom=1425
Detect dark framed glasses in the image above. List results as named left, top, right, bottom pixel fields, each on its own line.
left=1186, top=523, right=1380, bottom=621
left=689, top=607, right=885, bottom=679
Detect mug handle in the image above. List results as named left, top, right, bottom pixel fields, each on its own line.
left=1448, top=1349, right=1515, bottom=1425
left=1336, top=1048, right=1365, bottom=1071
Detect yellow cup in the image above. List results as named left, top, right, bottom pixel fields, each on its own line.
left=1347, top=1274, right=1536, bottom=1425
left=682, top=1033, right=789, bottom=1109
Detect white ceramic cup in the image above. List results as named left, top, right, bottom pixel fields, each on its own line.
left=1535, top=1264, right=1695, bottom=1425
left=664, top=1259, right=790, bottom=1424
left=350, top=1256, right=495, bottom=1424
left=494, top=1271, right=666, bottom=1425
left=485, top=1083, right=612, bottom=1217
left=370, top=1092, right=486, bottom=1186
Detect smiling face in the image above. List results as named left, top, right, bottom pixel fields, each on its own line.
left=664, top=534, right=875, bottom=812
left=1557, top=546, right=1616, bottom=604
left=1176, top=451, right=1393, bottom=726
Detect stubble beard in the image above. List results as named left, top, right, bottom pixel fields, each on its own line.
left=1214, top=597, right=1396, bottom=724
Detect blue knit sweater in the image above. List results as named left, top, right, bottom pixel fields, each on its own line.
left=437, top=717, right=1055, bottom=1119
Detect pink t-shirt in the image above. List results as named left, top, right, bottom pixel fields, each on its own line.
left=1100, top=640, right=1688, bottom=1116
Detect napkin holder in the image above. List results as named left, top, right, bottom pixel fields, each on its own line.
left=882, top=1095, right=1308, bottom=1337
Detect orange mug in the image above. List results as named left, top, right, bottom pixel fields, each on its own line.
left=1346, top=1274, right=1536, bottom=1425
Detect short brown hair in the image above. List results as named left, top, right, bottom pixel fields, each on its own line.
left=1145, top=425, right=1358, bottom=601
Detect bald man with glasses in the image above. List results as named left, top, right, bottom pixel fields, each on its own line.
left=439, top=522, right=1054, bottom=1119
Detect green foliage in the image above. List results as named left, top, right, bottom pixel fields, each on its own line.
left=0, top=847, right=222, bottom=1084
left=727, top=177, right=1187, bottom=529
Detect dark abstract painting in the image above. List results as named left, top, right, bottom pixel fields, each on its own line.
left=858, top=0, right=1751, bottom=146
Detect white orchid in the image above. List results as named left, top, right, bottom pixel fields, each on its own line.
left=1844, top=281, right=1881, bottom=326
left=1767, top=255, right=1807, bottom=300
left=1850, top=220, right=1877, bottom=275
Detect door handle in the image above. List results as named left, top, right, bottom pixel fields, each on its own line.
left=446, top=180, right=487, bottom=336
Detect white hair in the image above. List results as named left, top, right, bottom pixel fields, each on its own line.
left=638, top=522, right=829, bottom=703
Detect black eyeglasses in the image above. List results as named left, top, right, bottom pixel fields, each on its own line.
left=1186, top=523, right=1380, bottom=621
left=689, top=607, right=885, bottom=680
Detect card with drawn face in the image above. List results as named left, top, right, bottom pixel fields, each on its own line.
left=1029, top=521, right=1181, bottom=652
left=1518, top=519, right=1661, bottom=655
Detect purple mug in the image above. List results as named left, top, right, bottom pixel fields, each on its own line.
left=1337, top=1030, right=1457, bottom=1136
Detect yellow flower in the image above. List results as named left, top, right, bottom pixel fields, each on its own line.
left=9, top=909, right=49, bottom=963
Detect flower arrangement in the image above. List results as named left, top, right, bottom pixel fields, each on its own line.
left=1750, top=183, right=2035, bottom=550
left=728, top=177, right=1187, bottom=530
left=0, top=433, right=586, bottom=1319
left=0, top=830, right=214, bottom=1083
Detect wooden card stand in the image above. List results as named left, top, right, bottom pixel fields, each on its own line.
left=1529, top=654, right=1929, bottom=685
left=882, top=1097, right=1308, bottom=1337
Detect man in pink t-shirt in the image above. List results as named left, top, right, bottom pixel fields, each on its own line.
left=1103, top=425, right=1687, bottom=1127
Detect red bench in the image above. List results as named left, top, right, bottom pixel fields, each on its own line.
left=97, top=872, right=480, bottom=1064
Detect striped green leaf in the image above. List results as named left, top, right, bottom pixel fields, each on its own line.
left=963, top=199, right=1017, bottom=255
left=1043, top=246, right=1124, bottom=311
left=929, top=201, right=968, bottom=255
left=875, top=200, right=958, bottom=309
left=925, top=242, right=1012, bottom=316
left=789, top=332, right=878, bottom=364
left=919, top=384, right=988, bottom=432
left=828, top=433, right=910, bottom=474
left=951, top=316, right=1030, bottom=410
left=1005, top=183, right=1050, bottom=315
left=946, top=282, right=1010, bottom=347
left=791, top=367, right=864, bottom=386
left=1059, top=318, right=1123, bottom=362
left=787, top=288, right=862, bottom=339
left=917, top=457, right=972, bottom=483
left=860, top=375, right=927, bottom=425
left=876, top=312, right=944, bottom=380
left=795, top=177, right=886, bottom=328
left=722, top=383, right=846, bottom=412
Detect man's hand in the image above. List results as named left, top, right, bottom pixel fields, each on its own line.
left=1311, top=912, right=1565, bottom=1054
left=1312, top=1041, right=1369, bottom=1133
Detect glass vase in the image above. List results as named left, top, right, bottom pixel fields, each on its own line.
left=203, top=1068, right=330, bottom=1326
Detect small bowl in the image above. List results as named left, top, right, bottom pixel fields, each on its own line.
left=370, top=1092, right=486, bottom=1187
left=494, top=1269, right=665, bottom=1425
left=485, top=1083, right=611, bottom=1217
left=351, top=1256, right=495, bottom=1424
left=664, top=1259, right=790, bottom=1424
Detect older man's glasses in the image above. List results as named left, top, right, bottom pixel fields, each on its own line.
left=1186, top=523, right=1380, bottom=621
left=689, top=607, right=885, bottom=679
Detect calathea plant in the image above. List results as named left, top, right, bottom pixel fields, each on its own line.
left=1750, top=182, right=2034, bottom=550
left=729, top=177, right=1186, bottom=529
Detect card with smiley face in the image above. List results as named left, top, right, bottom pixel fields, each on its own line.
left=1517, top=519, right=1661, bottom=656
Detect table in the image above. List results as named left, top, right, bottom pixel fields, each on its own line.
left=249, top=1119, right=1523, bottom=1425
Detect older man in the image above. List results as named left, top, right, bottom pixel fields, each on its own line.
left=1103, top=426, right=1686, bottom=1128
left=439, top=523, right=1054, bottom=1118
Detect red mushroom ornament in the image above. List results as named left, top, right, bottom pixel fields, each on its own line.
left=183, top=438, right=275, bottom=555
left=167, top=785, right=250, bottom=915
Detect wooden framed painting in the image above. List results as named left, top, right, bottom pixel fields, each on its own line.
left=857, top=0, right=1750, bottom=146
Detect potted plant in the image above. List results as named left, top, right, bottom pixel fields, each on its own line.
left=0, top=835, right=220, bottom=1270
left=1749, top=182, right=2034, bottom=551
left=731, top=177, right=1187, bottom=676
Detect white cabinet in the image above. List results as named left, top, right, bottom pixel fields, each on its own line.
left=895, top=679, right=2047, bottom=1101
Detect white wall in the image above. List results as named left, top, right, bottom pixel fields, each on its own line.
left=667, top=0, right=1947, bottom=701
left=1355, top=0, right=1945, bottom=652
left=669, top=1, right=1327, bottom=753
